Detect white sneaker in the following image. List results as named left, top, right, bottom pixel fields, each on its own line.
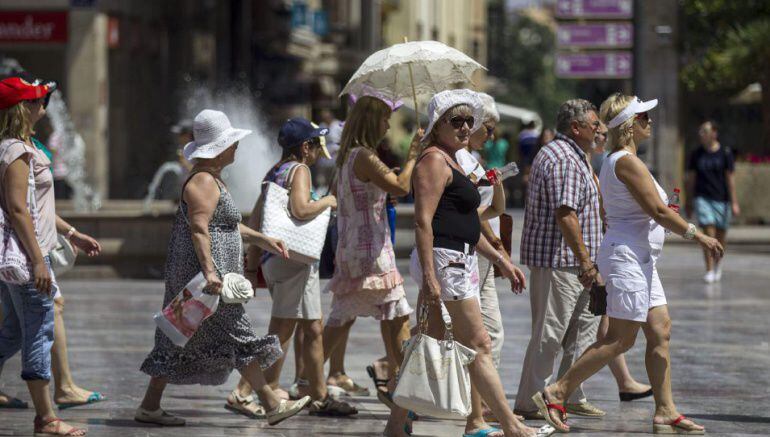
left=703, top=270, right=716, bottom=283
left=714, top=263, right=723, bottom=281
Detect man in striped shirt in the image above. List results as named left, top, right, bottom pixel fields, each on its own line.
left=514, top=99, right=606, bottom=419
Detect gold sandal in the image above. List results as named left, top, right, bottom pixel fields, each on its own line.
left=330, top=374, right=370, bottom=396
left=224, top=390, right=265, bottom=419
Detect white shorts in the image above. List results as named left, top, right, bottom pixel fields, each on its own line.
left=598, top=242, right=666, bottom=322
left=409, top=247, right=479, bottom=302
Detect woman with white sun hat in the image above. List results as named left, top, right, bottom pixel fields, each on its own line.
left=137, top=109, right=311, bottom=427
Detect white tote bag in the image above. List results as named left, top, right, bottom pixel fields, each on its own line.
left=392, top=303, right=477, bottom=420
left=259, top=176, right=330, bottom=264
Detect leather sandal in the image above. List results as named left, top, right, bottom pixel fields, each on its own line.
left=224, top=390, right=266, bottom=419
left=34, top=416, right=87, bottom=436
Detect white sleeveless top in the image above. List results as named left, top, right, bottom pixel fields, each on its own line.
left=599, top=150, right=667, bottom=250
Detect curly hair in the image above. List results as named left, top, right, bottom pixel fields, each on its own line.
left=598, top=93, right=635, bottom=152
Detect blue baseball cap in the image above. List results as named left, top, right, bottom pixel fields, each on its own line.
left=278, top=117, right=329, bottom=153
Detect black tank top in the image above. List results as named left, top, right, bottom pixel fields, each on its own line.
left=430, top=155, right=481, bottom=249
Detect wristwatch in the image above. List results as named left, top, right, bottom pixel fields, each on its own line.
left=683, top=223, right=697, bottom=240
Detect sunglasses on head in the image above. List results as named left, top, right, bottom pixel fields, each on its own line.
left=448, top=116, right=474, bottom=129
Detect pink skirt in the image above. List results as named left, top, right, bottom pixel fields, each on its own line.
left=325, top=285, right=413, bottom=327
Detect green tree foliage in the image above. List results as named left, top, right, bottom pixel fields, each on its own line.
left=487, top=5, right=576, bottom=127
left=681, top=0, right=770, bottom=145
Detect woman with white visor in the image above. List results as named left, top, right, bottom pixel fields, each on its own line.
left=531, top=94, right=723, bottom=434
left=397, top=90, right=537, bottom=437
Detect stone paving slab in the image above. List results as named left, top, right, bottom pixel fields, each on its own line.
left=1, top=245, right=769, bottom=436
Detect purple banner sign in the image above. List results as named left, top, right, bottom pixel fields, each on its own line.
left=557, top=22, right=633, bottom=48
left=556, top=0, right=634, bottom=19
left=555, top=52, right=633, bottom=79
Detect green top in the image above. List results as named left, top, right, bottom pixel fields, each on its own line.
left=32, top=137, right=54, bottom=172
left=483, top=138, right=510, bottom=169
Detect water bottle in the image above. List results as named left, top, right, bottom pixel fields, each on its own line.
left=478, top=162, right=520, bottom=186
left=665, top=188, right=681, bottom=235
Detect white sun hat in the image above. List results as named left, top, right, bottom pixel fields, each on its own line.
left=183, top=109, right=253, bottom=161
left=607, top=96, right=658, bottom=128
left=475, top=92, right=500, bottom=124
left=422, top=89, right=484, bottom=142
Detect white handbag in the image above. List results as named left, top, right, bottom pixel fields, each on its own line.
left=0, top=149, right=38, bottom=284
left=392, top=303, right=477, bottom=420
left=50, top=234, right=77, bottom=276
left=259, top=171, right=331, bottom=264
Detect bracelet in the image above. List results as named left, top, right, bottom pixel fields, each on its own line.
left=65, top=227, right=76, bottom=239
left=683, top=223, right=697, bottom=240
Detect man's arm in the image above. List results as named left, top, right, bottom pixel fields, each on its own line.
left=556, top=206, right=597, bottom=289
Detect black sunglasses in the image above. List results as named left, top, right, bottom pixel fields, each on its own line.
left=448, top=116, right=474, bottom=129
left=635, top=112, right=650, bottom=123
left=485, top=125, right=495, bottom=136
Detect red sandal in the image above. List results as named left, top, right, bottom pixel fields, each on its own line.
left=34, top=416, right=87, bottom=436
left=531, top=391, right=569, bottom=432
left=652, top=415, right=705, bottom=435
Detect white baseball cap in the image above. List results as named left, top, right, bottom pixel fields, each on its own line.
left=607, top=96, right=658, bottom=128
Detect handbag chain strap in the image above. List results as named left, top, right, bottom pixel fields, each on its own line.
left=417, top=302, right=456, bottom=346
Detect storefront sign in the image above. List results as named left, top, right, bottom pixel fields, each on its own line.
left=556, top=0, right=633, bottom=19
left=557, top=22, right=633, bottom=48
left=556, top=52, right=632, bottom=78
left=0, top=12, right=68, bottom=43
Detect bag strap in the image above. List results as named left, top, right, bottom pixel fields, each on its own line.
left=417, top=301, right=455, bottom=345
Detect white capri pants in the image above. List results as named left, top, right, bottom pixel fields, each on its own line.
left=598, top=241, right=666, bottom=322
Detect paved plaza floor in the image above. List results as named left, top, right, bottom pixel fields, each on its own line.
left=1, top=243, right=769, bottom=436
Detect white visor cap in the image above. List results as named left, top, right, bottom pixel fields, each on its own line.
left=607, top=97, right=658, bottom=128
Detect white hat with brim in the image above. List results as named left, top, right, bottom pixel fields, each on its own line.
left=607, top=97, right=658, bottom=128
left=183, top=109, right=253, bottom=161
left=422, top=89, right=484, bottom=142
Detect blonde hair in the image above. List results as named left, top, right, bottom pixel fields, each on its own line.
left=0, top=102, right=35, bottom=142
left=336, top=96, right=391, bottom=168
left=426, top=104, right=474, bottom=145
left=599, top=93, right=635, bottom=152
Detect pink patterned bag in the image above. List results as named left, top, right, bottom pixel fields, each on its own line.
left=0, top=148, right=38, bottom=284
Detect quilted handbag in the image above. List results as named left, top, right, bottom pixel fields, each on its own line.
left=392, top=303, right=477, bottom=420
left=0, top=150, right=38, bottom=284
left=259, top=180, right=331, bottom=264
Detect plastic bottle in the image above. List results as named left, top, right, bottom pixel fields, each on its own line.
left=479, top=162, right=520, bottom=186
left=665, top=188, right=681, bottom=235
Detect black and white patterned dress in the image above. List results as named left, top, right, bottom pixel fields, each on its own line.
left=140, top=176, right=281, bottom=385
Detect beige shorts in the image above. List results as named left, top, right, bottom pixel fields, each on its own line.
left=409, top=247, right=480, bottom=302
left=263, top=256, right=322, bottom=320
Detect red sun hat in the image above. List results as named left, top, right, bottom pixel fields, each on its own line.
left=0, top=77, right=54, bottom=110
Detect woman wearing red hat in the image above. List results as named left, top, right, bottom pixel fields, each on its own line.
left=0, top=77, right=99, bottom=435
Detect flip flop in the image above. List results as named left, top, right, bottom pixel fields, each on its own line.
left=531, top=391, right=569, bottom=432
left=57, top=392, right=105, bottom=410
left=652, top=415, right=705, bottom=435
left=620, top=388, right=654, bottom=401
left=0, top=397, right=28, bottom=409
left=537, top=425, right=556, bottom=437
left=463, top=426, right=502, bottom=437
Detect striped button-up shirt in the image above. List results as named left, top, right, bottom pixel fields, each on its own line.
left=520, top=133, right=602, bottom=268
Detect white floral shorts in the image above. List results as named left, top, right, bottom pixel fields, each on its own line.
left=409, top=247, right=480, bottom=302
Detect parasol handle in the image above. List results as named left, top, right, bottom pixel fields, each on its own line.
left=404, top=36, right=420, bottom=130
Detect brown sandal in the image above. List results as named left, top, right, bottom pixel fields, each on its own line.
left=34, top=416, right=87, bottom=436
